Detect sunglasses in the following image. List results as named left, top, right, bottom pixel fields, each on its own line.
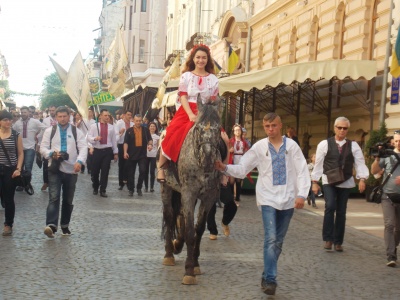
left=335, top=126, right=348, bottom=131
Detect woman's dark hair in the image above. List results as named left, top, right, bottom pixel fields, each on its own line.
left=0, top=109, right=13, bottom=121
left=73, top=111, right=82, bottom=124
left=182, top=44, right=215, bottom=74
left=148, top=121, right=159, bottom=134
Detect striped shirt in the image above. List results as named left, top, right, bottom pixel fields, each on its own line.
left=0, top=131, right=19, bottom=167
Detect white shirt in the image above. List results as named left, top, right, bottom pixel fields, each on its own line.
left=225, top=137, right=310, bottom=210
left=13, top=118, right=47, bottom=150
left=40, top=124, right=88, bottom=174
left=87, top=122, right=118, bottom=154
left=147, top=133, right=160, bottom=158
left=114, top=119, right=134, bottom=144
left=178, top=72, right=219, bottom=104
left=311, top=139, right=369, bottom=187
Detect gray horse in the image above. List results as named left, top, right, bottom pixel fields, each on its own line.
left=161, top=95, right=224, bottom=285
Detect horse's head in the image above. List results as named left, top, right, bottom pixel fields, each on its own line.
left=192, top=94, right=222, bottom=173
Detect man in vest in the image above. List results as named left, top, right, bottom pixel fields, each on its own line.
left=311, top=116, right=369, bottom=252
left=40, top=106, right=88, bottom=238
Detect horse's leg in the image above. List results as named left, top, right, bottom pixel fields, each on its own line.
left=162, top=185, right=175, bottom=266
left=181, top=189, right=197, bottom=285
left=172, top=191, right=185, bottom=254
left=193, top=190, right=219, bottom=276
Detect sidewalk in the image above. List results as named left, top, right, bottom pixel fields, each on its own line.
left=304, top=195, right=384, bottom=239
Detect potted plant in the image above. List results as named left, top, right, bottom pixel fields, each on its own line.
left=363, top=122, right=388, bottom=199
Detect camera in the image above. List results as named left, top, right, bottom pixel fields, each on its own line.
left=58, top=151, right=69, bottom=161
left=369, top=142, right=394, bottom=158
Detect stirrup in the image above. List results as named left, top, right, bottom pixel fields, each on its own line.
left=157, top=169, right=166, bottom=183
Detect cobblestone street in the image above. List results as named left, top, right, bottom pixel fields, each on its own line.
left=1, top=164, right=399, bottom=300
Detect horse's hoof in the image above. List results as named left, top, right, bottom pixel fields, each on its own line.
left=194, top=266, right=202, bottom=275
left=182, top=275, right=197, bottom=285
left=163, top=257, right=175, bottom=266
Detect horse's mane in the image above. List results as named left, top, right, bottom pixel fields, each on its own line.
left=196, top=103, right=220, bottom=125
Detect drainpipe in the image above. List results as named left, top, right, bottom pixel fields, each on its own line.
left=245, top=0, right=253, bottom=72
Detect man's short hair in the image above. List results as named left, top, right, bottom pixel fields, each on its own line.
left=334, top=116, right=350, bottom=127
left=20, top=106, right=29, bottom=112
left=134, top=114, right=142, bottom=118
left=48, top=105, right=57, bottom=109
left=263, top=112, right=280, bottom=123
left=28, top=105, right=36, bottom=111
left=55, top=106, right=70, bottom=115
left=124, top=110, right=133, bottom=115
left=100, top=109, right=108, bottom=114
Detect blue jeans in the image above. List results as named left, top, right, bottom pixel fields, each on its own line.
left=23, top=149, right=35, bottom=172
left=322, top=184, right=350, bottom=245
left=261, top=205, right=294, bottom=284
left=46, top=170, right=78, bottom=229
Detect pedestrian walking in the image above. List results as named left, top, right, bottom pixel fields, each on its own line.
left=144, top=122, right=159, bottom=193
left=311, top=116, right=368, bottom=252
left=228, top=124, right=249, bottom=205
left=371, top=131, right=400, bottom=267
left=40, top=105, right=57, bottom=191
left=0, top=110, right=24, bottom=236
left=39, top=106, right=88, bottom=238
left=123, top=114, right=153, bottom=197
left=13, top=106, right=47, bottom=191
left=87, top=109, right=118, bottom=198
left=215, top=112, right=310, bottom=296
left=114, top=110, right=133, bottom=190
left=307, top=153, right=319, bottom=208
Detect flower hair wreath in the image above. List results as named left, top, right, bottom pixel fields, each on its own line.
left=191, top=44, right=210, bottom=54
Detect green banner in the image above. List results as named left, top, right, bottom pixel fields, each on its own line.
left=89, top=92, right=115, bottom=106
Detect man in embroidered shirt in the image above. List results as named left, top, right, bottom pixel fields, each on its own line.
left=13, top=106, right=47, bottom=191
left=40, top=106, right=88, bottom=238
left=87, top=109, right=118, bottom=198
left=311, top=116, right=368, bottom=252
left=215, top=113, right=310, bottom=296
left=123, top=114, right=153, bottom=197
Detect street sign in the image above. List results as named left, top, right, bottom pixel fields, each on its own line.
left=391, top=77, right=399, bottom=105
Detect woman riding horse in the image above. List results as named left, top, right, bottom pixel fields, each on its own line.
left=157, top=44, right=219, bottom=181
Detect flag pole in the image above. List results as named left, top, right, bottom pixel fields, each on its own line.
left=379, top=0, right=394, bottom=124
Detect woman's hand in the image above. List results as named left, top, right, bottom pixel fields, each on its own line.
left=188, top=113, right=197, bottom=123
left=12, top=169, right=21, bottom=179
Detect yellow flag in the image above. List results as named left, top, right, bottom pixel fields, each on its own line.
left=228, top=45, right=239, bottom=74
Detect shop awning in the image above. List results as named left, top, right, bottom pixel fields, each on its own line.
left=120, top=79, right=180, bottom=99
left=218, top=60, right=377, bottom=94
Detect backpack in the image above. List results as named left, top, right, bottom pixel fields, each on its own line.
left=49, top=125, right=79, bottom=154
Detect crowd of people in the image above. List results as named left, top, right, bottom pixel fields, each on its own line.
left=1, top=43, right=399, bottom=297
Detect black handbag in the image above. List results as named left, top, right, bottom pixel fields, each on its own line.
left=367, top=158, right=399, bottom=204
left=0, top=133, right=34, bottom=195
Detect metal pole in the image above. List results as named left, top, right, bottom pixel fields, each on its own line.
left=379, top=0, right=394, bottom=123
left=245, top=0, right=253, bottom=72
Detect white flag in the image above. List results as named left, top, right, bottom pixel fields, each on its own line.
left=49, top=56, right=68, bottom=86
left=154, top=54, right=181, bottom=108
left=64, top=52, right=90, bottom=120
left=105, top=28, right=129, bottom=97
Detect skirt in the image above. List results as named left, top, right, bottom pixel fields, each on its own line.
left=161, top=102, right=198, bottom=162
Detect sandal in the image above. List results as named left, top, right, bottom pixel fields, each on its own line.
left=157, top=169, right=166, bottom=183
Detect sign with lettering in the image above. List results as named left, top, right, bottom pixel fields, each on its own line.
left=88, top=92, right=115, bottom=106
left=391, top=77, right=399, bottom=105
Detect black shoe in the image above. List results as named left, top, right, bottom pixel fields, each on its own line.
left=61, top=227, right=71, bottom=236
left=16, top=186, right=24, bottom=192
left=93, top=190, right=98, bottom=195
left=118, top=185, right=124, bottom=191
left=100, top=192, right=108, bottom=198
left=137, top=189, right=143, bottom=196
left=144, top=188, right=148, bottom=193
left=128, top=190, right=133, bottom=196
left=307, top=197, right=311, bottom=205
left=150, top=188, right=154, bottom=192
left=264, top=283, right=277, bottom=295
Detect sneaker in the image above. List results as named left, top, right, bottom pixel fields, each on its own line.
left=318, top=191, right=323, bottom=197
left=387, top=260, right=396, bottom=267
left=209, top=234, right=218, bottom=240
left=61, top=227, right=71, bottom=236
left=44, top=226, right=56, bottom=238
left=2, top=225, right=12, bottom=236
left=221, top=222, right=230, bottom=237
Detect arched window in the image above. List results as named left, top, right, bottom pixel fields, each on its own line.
left=309, top=15, right=319, bottom=61
left=333, top=2, right=346, bottom=59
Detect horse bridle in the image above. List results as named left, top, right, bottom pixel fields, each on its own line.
left=192, top=125, right=220, bottom=168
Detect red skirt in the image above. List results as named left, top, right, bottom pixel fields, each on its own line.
left=161, top=102, right=198, bottom=162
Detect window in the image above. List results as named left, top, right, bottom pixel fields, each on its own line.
left=141, top=0, right=146, bottom=12
left=134, top=0, right=136, bottom=13
left=139, top=39, right=145, bottom=63
left=129, top=5, right=133, bottom=30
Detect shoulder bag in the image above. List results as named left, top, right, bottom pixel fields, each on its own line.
left=368, top=158, right=399, bottom=204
